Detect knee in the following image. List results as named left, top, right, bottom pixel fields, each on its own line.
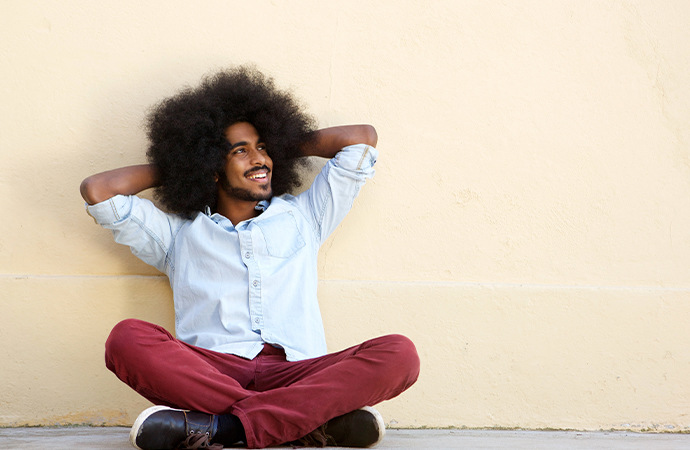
left=380, top=334, right=420, bottom=384
left=105, top=319, right=154, bottom=368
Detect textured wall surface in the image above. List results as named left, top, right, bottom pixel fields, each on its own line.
left=2, top=0, right=689, bottom=431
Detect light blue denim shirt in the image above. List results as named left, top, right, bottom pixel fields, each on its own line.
left=86, top=144, right=377, bottom=361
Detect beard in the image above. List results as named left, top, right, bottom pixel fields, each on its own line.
left=218, top=172, right=273, bottom=202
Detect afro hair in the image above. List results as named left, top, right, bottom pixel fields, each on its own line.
left=145, top=65, right=316, bottom=217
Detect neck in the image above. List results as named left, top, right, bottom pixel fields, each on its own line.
left=215, top=197, right=263, bottom=225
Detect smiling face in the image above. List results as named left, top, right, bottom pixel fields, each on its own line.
left=217, top=121, right=273, bottom=203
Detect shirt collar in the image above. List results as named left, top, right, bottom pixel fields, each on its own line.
left=205, top=200, right=271, bottom=223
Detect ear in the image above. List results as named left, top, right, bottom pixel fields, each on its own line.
left=214, top=173, right=219, bottom=182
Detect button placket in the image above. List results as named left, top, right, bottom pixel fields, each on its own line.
left=239, top=228, right=263, bottom=331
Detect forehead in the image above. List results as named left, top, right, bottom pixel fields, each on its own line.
left=224, top=121, right=260, bottom=144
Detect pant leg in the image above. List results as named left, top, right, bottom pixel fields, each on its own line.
left=232, top=334, right=420, bottom=448
left=106, top=320, right=420, bottom=449
left=105, top=318, right=258, bottom=414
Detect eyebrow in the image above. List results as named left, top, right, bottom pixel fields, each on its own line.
left=228, top=138, right=264, bottom=150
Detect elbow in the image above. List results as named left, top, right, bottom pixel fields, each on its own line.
left=80, top=176, right=106, bottom=205
left=362, top=124, right=378, bottom=148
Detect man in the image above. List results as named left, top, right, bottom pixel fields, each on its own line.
left=81, top=66, right=419, bottom=449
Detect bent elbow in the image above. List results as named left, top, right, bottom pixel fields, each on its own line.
left=363, top=124, right=378, bottom=148
left=80, top=176, right=106, bottom=205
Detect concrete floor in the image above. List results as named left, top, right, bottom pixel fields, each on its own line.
left=1, top=427, right=689, bottom=450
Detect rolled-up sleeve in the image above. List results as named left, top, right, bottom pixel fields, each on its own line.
left=331, top=143, right=378, bottom=174
left=86, top=195, right=183, bottom=273
left=297, top=143, right=378, bottom=244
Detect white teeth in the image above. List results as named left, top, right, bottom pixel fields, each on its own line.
left=248, top=173, right=266, bottom=180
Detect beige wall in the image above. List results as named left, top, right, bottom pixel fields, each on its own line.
left=2, top=0, right=690, bottom=432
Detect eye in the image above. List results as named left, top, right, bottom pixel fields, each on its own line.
left=232, top=147, right=246, bottom=155
left=257, top=144, right=267, bottom=152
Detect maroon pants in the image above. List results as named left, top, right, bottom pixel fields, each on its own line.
left=105, top=319, right=420, bottom=448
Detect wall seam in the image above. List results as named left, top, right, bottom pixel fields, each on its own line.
left=2, top=273, right=689, bottom=292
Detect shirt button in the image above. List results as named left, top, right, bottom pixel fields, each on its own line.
left=254, top=318, right=260, bottom=323
left=245, top=252, right=251, bottom=259
left=252, top=280, right=259, bottom=287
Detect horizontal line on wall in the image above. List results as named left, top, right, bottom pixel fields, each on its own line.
left=1, top=273, right=689, bottom=293
left=320, top=279, right=690, bottom=293
left=0, top=273, right=167, bottom=280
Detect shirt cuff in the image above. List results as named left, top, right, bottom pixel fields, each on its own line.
left=333, top=143, right=378, bottom=172
left=85, top=195, right=132, bottom=225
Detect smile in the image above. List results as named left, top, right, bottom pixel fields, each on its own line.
left=246, top=169, right=269, bottom=182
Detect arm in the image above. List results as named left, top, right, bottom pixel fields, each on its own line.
left=80, top=164, right=160, bottom=205
left=300, top=124, right=377, bottom=159
left=295, top=126, right=378, bottom=244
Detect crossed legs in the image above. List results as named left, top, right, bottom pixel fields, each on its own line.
left=106, top=319, right=420, bottom=448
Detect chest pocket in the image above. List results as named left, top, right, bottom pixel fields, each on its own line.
left=255, top=211, right=306, bottom=258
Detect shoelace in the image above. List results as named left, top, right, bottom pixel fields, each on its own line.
left=294, top=424, right=336, bottom=448
left=176, top=431, right=224, bottom=450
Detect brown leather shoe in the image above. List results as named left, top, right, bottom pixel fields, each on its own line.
left=129, top=406, right=223, bottom=450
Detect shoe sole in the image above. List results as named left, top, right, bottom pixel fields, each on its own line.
left=129, top=405, right=182, bottom=450
left=361, top=406, right=386, bottom=447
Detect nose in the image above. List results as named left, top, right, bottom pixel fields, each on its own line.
left=249, top=147, right=267, bottom=165
left=251, top=148, right=266, bottom=166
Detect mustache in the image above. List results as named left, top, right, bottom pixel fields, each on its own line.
left=244, top=165, right=271, bottom=177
